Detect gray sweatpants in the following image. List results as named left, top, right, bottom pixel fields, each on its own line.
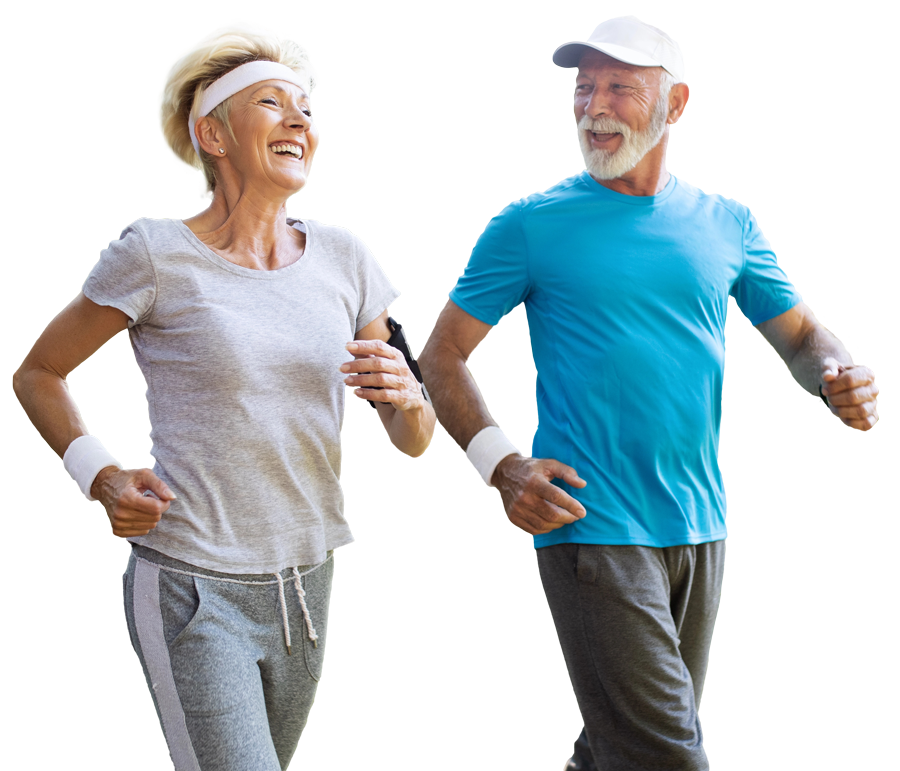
left=537, top=541, right=725, bottom=771
left=123, top=545, right=333, bottom=771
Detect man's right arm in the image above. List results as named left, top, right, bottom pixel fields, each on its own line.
left=418, top=301, right=495, bottom=450
left=419, top=300, right=587, bottom=535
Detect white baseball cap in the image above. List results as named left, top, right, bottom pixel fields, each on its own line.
left=553, top=16, right=685, bottom=83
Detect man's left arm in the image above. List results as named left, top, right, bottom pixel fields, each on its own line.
left=756, top=302, right=879, bottom=431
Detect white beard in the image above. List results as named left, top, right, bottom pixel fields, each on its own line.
left=578, top=86, right=671, bottom=180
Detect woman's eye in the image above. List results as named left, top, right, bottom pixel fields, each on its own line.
left=261, top=97, right=277, bottom=105
left=303, top=108, right=313, bottom=117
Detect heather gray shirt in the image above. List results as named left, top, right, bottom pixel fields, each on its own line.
left=84, top=217, right=399, bottom=573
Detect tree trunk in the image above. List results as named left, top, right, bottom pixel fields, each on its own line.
left=794, top=257, right=851, bottom=431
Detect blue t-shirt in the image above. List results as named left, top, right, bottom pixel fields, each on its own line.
left=450, top=172, right=801, bottom=548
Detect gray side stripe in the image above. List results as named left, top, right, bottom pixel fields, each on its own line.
left=134, top=559, right=202, bottom=771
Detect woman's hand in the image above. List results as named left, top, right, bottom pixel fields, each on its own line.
left=346, top=311, right=436, bottom=456
left=91, top=466, right=176, bottom=538
left=341, top=339, right=426, bottom=412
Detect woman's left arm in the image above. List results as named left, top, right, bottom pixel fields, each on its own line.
left=341, top=311, right=436, bottom=457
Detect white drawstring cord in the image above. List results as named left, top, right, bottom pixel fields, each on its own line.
left=292, top=567, right=319, bottom=648
left=132, top=554, right=328, bottom=656
left=274, top=569, right=320, bottom=654
left=275, top=572, right=293, bottom=655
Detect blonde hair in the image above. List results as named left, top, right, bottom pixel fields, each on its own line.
left=161, top=30, right=315, bottom=191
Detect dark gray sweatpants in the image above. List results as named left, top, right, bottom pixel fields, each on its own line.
left=123, top=545, right=333, bottom=771
left=538, top=541, right=725, bottom=771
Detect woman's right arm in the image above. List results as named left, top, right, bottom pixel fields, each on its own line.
left=13, top=293, right=174, bottom=536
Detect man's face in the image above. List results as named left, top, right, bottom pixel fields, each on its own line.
left=574, top=50, right=670, bottom=180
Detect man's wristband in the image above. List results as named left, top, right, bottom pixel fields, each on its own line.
left=63, top=435, right=121, bottom=501
left=466, top=426, right=520, bottom=487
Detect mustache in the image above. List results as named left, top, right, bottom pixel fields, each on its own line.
left=577, top=115, right=631, bottom=138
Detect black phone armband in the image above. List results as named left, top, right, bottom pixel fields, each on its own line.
left=367, top=317, right=429, bottom=408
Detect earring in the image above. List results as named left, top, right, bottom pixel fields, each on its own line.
left=218, top=148, right=225, bottom=154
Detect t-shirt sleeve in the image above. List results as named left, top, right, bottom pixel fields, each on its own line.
left=354, top=237, right=400, bottom=333
left=82, top=224, right=157, bottom=327
left=730, top=210, right=802, bottom=326
left=449, top=203, right=531, bottom=326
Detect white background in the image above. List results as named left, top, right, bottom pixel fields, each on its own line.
left=0, top=0, right=900, bottom=771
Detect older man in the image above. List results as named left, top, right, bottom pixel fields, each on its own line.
left=419, top=16, right=879, bottom=771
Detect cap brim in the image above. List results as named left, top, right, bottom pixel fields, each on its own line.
left=552, top=41, right=662, bottom=69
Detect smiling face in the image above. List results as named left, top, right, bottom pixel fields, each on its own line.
left=200, top=78, right=319, bottom=197
left=574, top=51, right=671, bottom=181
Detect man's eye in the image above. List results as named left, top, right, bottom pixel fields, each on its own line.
left=303, top=108, right=312, bottom=117
left=261, top=97, right=277, bottom=105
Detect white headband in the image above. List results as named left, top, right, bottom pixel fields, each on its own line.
left=188, top=60, right=311, bottom=156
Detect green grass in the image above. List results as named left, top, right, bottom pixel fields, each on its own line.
left=102, top=506, right=728, bottom=771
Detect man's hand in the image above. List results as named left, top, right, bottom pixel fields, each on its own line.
left=91, top=466, right=176, bottom=538
left=493, top=454, right=587, bottom=535
left=821, top=357, right=879, bottom=431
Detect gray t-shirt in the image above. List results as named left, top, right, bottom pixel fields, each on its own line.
left=84, top=217, right=399, bottom=573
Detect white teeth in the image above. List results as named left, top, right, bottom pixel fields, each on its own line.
left=270, top=143, right=303, bottom=158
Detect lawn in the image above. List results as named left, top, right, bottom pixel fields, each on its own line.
left=21, top=504, right=728, bottom=771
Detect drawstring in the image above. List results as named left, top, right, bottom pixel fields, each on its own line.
left=275, top=573, right=293, bottom=655
left=131, top=554, right=326, bottom=657
left=274, top=569, right=319, bottom=655
left=292, top=567, right=319, bottom=648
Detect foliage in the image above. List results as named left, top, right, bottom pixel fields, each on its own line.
left=108, top=507, right=727, bottom=771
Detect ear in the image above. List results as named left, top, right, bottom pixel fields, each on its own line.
left=195, top=116, right=226, bottom=156
left=667, top=83, right=690, bottom=125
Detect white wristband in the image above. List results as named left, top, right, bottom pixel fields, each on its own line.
left=466, top=426, right=520, bottom=487
left=63, top=435, right=121, bottom=501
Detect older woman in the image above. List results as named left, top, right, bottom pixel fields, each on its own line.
left=12, top=31, right=434, bottom=771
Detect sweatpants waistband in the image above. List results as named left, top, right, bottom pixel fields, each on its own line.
left=130, top=544, right=331, bottom=653
left=130, top=544, right=329, bottom=581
